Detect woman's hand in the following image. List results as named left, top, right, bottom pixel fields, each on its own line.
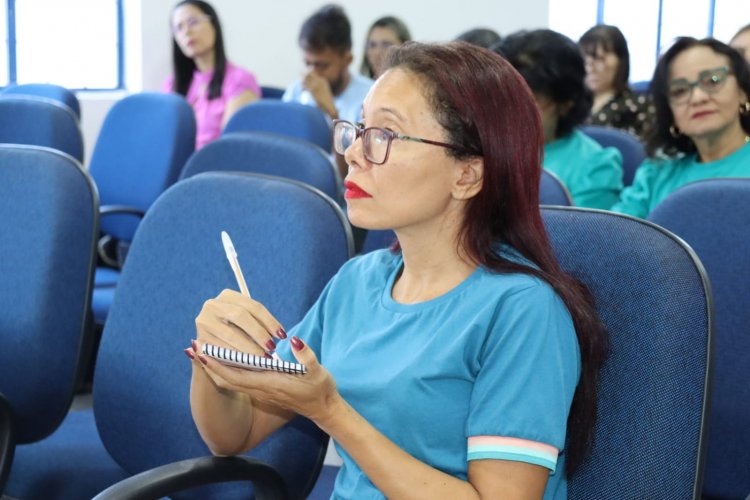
left=194, top=333, right=342, bottom=426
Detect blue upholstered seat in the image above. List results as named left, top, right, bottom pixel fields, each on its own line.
left=0, top=145, right=98, bottom=492
left=580, top=125, right=646, bottom=186
left=648, top=178, right=750, bottom=500
left=1, top=83, right=81, bottom=120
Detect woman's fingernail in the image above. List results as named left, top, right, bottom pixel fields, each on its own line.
left=184, top=348, right=195, bottom=360
left=276, top=328, right=287, bottom=339
left=198, top=355, right=209, bottom=366
left=290, top=336, right=304, bottom=351
left=191, top=339, right=198, bottom=352
left=265, top=339, right=277, bottom=351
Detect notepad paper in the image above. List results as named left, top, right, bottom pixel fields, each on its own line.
left=202, top=343, right=307, bottom=375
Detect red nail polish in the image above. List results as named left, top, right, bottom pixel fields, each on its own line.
left=265, top=339, right=276, bottom=351
left=290, top=336, right=304, bottom=351
left=191, top=339, right=198, bottom=352
left=276, top=328, right=287, bottom=339
left=198, top=355, right=209, bottom=366
left=184, top=348, right=195, bottom=360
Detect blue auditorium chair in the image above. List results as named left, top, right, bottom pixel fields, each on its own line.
left=580, top=125, right=646, bottom=186
left=224, top=99, right=332, bottom=152
left=542, top=207, right=712, bottom=499
left=1, top=83, right=81, bottom=120
left=0, top=145, right=98, bottom=492
left=540, top=168, right=573, bottom=205
left=89, top=92, right=195, bottom=325
left=630, top=80, right=650, bottom=94
left=648, top=178, right=750, bottom=500
left=5, top=172, right=353, bottom=500
left=0, top=95, right=83, bottom=162
left=180, top=131, right=343, bottom=203
left=260, top=85, right=286, bottom=100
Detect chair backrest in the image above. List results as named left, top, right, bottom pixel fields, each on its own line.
left=180, top=131, right=343, bottom=202
left=260, top=85, right=285, bottom=100
left=647, top=178, right=750, bottom=499
left=540, top=207, right=711, bottom=499
left=92, top=172, right=353, bottom=499
left=223, top=99, right=332, bottom=152
left=0, top=96, right=83, bottom=162
left=540, top=169, right=573, bottom=205
left=580, top=125, right=646, bottom=186
left=1, top=83, right=81, bottom=120
left=88, top=92, right=195, bottom=242
left=0, top=145, right=98, bottom=444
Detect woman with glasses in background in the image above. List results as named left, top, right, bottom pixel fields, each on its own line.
left=611, top=37, right=750, bottom=218
left=360, top=16, right=411, bottom=80
left=579, top=25, right=655, bottom=140
left=186, top=41, right=608, bottom=499
left=163, top=0, right=260, bottom=149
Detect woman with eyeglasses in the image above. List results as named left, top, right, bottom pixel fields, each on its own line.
left=497, top=29, right=624, bottom=209
left=163, top=0, right=260, bottom=149
left=579, top=25, right=655, bottom=140
left=611, top=37, right=750, bottom=218
left=186, top=41, right=608, bottom=499
left=360, top=16, right=411, bottom=80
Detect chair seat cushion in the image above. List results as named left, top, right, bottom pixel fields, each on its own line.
left=94, top=267, right=121, bottom=287
left=5, top=409, right=128, bottom=500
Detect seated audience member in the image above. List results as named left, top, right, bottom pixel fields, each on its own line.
left=163, top=0, right=260, bottom=149
left=455, top=27, right=502, bottom=49
left=361, top=16, right=411, bottom=80
left=186, top=41, right=607, bottom=500
left=497, top=30, right=624, bottom=209
left=283, top=4, right=373, bottom=124
left=579, top=25, right=655, bottom=139
left=612, top=37, right=750, bottom=218
left=729, top=24, right=750, bottom=65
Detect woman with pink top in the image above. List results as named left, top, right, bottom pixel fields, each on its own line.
left=164, top=0, right=261, bottom=149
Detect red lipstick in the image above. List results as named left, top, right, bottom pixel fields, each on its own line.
left=344, top=180, right=372, bottom=199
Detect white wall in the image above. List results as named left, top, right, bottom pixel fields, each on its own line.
left=78, top=0, right=550, bottom=164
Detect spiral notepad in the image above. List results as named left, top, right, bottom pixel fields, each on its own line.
left=202, top=343, right=307, bottom=375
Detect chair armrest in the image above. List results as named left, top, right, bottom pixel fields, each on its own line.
left=0, top=392, right=16, bottom=491
left=99, top=205, right=147, bottom=218
left=92, top=455, right=288, bottom=500
left=97, top=206, right=147, bottom=267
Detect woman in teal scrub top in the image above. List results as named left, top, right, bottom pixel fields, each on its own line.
left=497, top=29, right=624, bottom=210
left=185, top=42, right=608, bottom=499
left=611, top=37, right=750, bottom=218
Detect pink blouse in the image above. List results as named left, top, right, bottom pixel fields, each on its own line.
left=163, top=62, right=261, bottom=149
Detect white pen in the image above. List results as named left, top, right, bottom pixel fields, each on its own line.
left=221, top=231, right=282, bottom=361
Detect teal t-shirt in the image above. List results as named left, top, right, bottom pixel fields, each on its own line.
left=278, top=249, right=581, bottom=499
left=544, top=129, right=624, bottom=209
left=611, top=141, right=750, bottom=218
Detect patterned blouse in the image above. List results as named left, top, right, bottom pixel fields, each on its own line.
left=586, top=89, right=655, bottom=140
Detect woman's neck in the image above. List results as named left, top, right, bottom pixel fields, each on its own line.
left=391, top=214, right=477, bottom=305
left=193, top=52, right=215, bottom=73
left=592, top=90, right=616, bottom=114
left=693, top=123, right=748, bottom=163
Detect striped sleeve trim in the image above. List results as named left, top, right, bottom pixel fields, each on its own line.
left=467, top=436, right=559, bottom=472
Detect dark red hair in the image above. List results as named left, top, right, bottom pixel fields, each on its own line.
left=387, top=41, right=608, bottom=476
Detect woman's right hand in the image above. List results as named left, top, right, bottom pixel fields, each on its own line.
left=190, top=289, right=287, bottom=379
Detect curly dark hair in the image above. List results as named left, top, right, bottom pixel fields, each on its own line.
left=495, top=29, right=592, bottom=139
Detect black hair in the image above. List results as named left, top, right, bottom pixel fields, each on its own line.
left=455, top=28, right=502, bottom=49
left=579, top=25, right=630, bottom=93
left=646, top=37, right=750, bottom=157
left=171, top=0, right=226, bottom=100
left=360, top=16, right=411, bottom=78
left=495, top=29, right=592, bottom=138
left=299, top=4, right=351, bottom=53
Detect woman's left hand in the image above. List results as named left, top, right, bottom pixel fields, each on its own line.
left=198, top=336, right=341, bottom=424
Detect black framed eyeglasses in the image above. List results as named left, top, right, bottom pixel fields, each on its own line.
left=667, top=67, right=733, bottom=104
left=332, top=119, right=475, bottom=165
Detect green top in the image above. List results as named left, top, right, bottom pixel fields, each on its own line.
left=544, top=130, right=624, bottom=209
left=611, top=141, right=750, bottom=218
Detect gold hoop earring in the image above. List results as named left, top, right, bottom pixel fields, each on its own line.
left=740, top=101, right=750, bottom=116
left=669, top=125, right=681, bottom=138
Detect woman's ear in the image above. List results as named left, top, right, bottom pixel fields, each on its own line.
left=453, top=157, right=484, bottom=200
